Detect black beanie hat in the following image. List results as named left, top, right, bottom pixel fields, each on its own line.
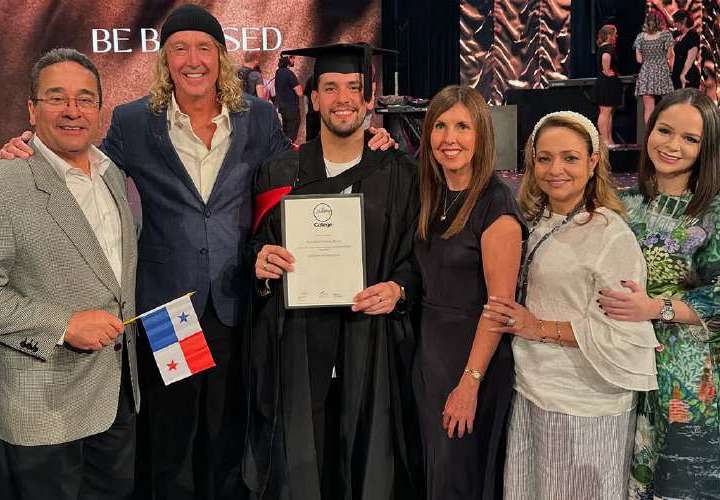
left=160, top=4, right=226, bottom=47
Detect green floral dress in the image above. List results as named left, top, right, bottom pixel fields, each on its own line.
left=623, top=189, right=720, bottom=499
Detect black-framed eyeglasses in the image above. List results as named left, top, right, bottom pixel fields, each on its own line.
left=33, top=96, right=100, bottom=109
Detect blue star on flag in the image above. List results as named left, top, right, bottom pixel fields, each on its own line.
left=178, top=312, right=190, bottom=323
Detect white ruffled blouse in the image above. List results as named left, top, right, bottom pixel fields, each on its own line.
left=513, top=207, right=659, bottom=417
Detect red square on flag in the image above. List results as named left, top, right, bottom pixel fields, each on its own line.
left=179, top=332, right=216, bottom=373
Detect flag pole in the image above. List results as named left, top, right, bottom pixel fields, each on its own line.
left=122, top=291, right=196, bottom=325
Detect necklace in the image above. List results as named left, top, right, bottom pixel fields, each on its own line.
left=516, top=202, right=585, bottom=304
left=441, top=187, right=464, bottom=221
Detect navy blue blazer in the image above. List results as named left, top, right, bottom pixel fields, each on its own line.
left=101, top=95, right=290, bottom=326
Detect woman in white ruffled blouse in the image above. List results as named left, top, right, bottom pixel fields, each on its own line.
left=483, top=111, right=659, bottom=499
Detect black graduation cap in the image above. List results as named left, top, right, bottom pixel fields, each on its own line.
left=281, top=43, right=398, bottom=103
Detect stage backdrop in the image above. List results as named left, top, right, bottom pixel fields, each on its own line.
left=461, top=0, right=719, bottom=105
left=460, top=0, right=571, bottom=104
left=0, top=0, right=381, bottom=142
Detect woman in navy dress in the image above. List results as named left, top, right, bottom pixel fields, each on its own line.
left=413, top=85, right=526, bottom=499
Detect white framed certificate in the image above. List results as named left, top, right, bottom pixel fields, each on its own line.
left=281, top=194, right=366, bottom=308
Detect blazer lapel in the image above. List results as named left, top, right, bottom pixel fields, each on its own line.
left=148, top=109, right=204, bottom=205
left=102, top=168, right=136, bottom=302
left=29, top=155, right=121, bottom=299
left=207, top=110, right=249, bottom=206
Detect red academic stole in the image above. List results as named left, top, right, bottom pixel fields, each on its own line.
left=252, top=185, right=292, bottom=234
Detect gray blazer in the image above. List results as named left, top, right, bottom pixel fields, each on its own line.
left=0, top=153, right=139, bottom=446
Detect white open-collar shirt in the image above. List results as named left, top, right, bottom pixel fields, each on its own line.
left=167, top=93, right=232, bottom=203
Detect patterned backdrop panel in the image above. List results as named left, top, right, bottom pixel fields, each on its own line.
left=460, top=0, right=570, bottom=104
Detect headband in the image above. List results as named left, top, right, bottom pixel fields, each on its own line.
left=529, top=111, right=600, bottom=153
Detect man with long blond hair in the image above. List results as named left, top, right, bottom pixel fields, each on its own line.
left=103, top=6, right=287, bottom=500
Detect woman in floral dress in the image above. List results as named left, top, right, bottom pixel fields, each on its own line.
left=598, top=88, right=720, bottom=499
left=634, top=11, right=674, bottom=124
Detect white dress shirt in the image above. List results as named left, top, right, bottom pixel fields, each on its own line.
left=167, top=93, right=232, bottom=203
left=513, top=208, right=658, bottom=417
left=33, top=136, right=123, bottom=286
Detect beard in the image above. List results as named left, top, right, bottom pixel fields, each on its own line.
left=319, top=107, right=366, bottom=138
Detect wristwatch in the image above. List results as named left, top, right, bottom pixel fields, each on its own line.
left=391, top=282, right=408, bottom=315
left=660, top=298, right=675, bottom=322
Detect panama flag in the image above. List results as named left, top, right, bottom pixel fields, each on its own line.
left=140, top=295, right=215, bottom=385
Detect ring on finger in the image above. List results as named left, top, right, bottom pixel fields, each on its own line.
left=506, top=317, right=516, bottom=327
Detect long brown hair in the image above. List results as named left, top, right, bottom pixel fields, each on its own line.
left=644, top=10, right=665, bottom=34
left=418, top=85, right=495, bottom=240
left=639, top=88, right=720, bottom=217
left=596, top=24, right=617, bottom=46
left=517, top=115, right=625, bottom=222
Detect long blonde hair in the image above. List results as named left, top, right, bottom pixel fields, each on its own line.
left=148, top=40, right=245, bottom=114
left=517, top=115, right=625, bottom=222
left=418, top=85, right=496, bottom=240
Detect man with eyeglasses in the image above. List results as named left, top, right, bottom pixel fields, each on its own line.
left=0, top=47, right=139, bottom=500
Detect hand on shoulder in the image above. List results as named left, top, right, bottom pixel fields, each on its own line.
left=0, top=131, right=34, bottom=160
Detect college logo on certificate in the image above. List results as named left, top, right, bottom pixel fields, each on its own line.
left=312, top=203, right=333, bottom=227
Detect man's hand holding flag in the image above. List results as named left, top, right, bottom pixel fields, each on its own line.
left=124, top=293, right=215, bottom=385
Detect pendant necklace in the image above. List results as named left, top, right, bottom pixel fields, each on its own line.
left=441, top=187, right=464, bottom=221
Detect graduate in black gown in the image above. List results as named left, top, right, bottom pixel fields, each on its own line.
left=244, top=43, right=422, bottom=500
left=413, top=86, right=526, bottom=499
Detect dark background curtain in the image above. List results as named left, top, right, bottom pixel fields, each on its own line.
left=382, top=0, right=461, bottom=98
left=570, top=0, right=644, bottom=78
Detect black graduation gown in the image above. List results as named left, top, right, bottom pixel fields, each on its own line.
left=243, top=136, right=422, bottom=500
